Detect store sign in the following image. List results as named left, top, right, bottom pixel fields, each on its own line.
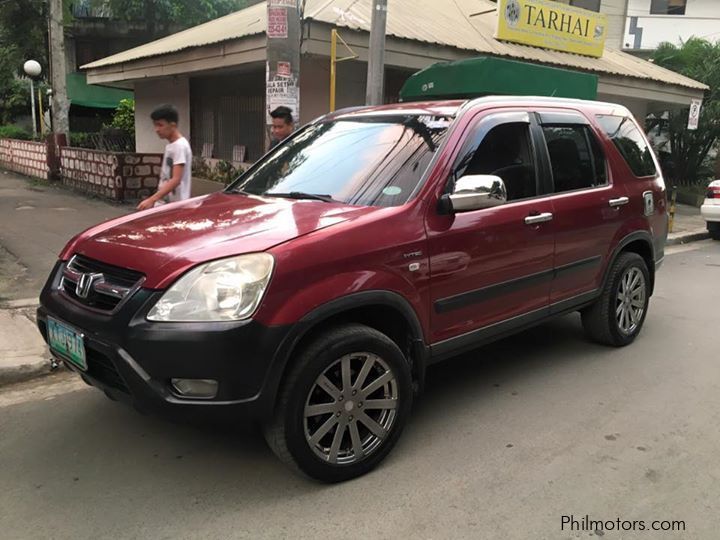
left=688, top=98, right=702, bottom=130
left=496, top=0, right=608, bottom=58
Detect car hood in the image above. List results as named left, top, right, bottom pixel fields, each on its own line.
left=62, top=192, right=376, bottom=288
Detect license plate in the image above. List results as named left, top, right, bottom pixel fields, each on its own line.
left=47, top=318, right=87, bottom=371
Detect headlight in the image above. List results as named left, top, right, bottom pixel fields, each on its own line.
left=147, top=253, right=274, bottom=322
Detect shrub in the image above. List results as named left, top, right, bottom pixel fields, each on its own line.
left=0, top=125, right=33, bottom=140
left=109, top=99, right=135, bottom=134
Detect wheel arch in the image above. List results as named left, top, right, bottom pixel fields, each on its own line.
left=605, top=232, right=656, bottom=295
left=260, top=291, right=429, bottom=420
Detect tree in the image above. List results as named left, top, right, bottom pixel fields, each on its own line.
left=651, top=38, right=720, bottom=185
left=89, top=0, right=256, bottom=33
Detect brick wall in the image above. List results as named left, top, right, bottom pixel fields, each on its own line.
left=0, top=139, right=48, bottom=180
left=120, top=153, right=162, bottom=201
left=59, top=147, right=162, bottom=202
left=1, top=138, right=163, bottom=202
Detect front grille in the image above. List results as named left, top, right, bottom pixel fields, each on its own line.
left=60, top=254, right=144, bottom=312
left=86, top=347, right=130, bottom=393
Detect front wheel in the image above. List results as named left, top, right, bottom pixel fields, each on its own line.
left=264, top=324, right=413, bottom=482
left=582, top=252, right=650, bottom=347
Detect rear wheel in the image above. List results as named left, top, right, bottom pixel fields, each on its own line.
left=264, top=324, right=413, bottom=482
left=582, top=252, right=650, bottom=347
left=708, top=221, right=720, bottom=241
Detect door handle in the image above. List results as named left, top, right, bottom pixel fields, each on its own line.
left=609, top=197, right=630, bottom=208
left=524, top=212, right=553, bottom=225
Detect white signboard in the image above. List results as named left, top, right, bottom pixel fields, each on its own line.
left=266, top=66, right=299, bottom=123
left=688, top=99, right=702, bottom=130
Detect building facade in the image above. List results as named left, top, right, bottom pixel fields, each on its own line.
left=621, top=0, right=720, bottom=52
left=83, top=0, right=706, bottom=158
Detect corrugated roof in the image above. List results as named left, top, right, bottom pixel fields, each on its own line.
left=83, top=0, right=707, bottom=92
left=82, top=2, right=266, bottom=69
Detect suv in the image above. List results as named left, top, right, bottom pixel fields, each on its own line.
left=38, top=97, right=667, bottom=482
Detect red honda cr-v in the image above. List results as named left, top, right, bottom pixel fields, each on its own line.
left=38, top=97, right=667, bottom=482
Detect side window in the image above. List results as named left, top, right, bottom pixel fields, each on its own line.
left=542, top=125, right=607, bottom=193
left=596, top=115, right=657, bottom=178
left=455, top=122, right=538, bottom=201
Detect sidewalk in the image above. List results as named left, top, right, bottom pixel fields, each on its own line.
left=0, top=170, right=131, bottom=384
left=666, top=202, right=710, bottom=245
left=0, top=170, right=711, bottom=386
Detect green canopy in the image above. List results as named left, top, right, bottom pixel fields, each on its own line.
left=67, top=72, right=133, bottom=109
left=400, top=56, right=598, bottom=102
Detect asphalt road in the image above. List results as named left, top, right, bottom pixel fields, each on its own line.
left=1, top=240, right=719, bottom=540
left=0, top=172, right=128, bottom=301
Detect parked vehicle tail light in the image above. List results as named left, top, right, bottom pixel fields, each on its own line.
left=707, top=186, right=720, bottom=199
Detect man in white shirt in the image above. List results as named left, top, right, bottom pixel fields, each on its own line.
left=137, top=104, right=193, bottom=210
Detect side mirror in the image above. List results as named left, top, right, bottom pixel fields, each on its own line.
left=443, top=174, right=507, bottom=213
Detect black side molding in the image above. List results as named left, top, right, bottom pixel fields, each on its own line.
left=435, top=256, right=602, bottom=314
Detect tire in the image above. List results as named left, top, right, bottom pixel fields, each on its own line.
left=263, top=324, right=413, bottom=483
left=582, top=252, right=650, bottom=347
left=708, top=222, right=720, bottom=241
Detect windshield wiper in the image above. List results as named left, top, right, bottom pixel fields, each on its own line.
left=265, top=192, right=336, bottom=203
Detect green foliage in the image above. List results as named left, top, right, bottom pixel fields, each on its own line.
left=91, top=0, right=254, bottom=29
left=651, top=38, right=720, bottom=185
left=69, top=132, right=95, bottom=148
left=109, top=99, right=135, bottom=133
left=0, top=0, right=49, bottom=75
left=0, top=125, right=33, bottom=140
left=192, top=156, right=244, bottom=185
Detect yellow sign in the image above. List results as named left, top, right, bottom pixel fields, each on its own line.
left=496, top=0, right=608, bottom=58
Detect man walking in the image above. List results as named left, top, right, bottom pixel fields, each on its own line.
left=137, top=104, right=193, bottom=210
left=269, top=106, right=295, bottom=149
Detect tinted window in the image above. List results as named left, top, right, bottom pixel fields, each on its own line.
left=543, top=125, right=607, bottom=192
left=454, top=123, right=537, bottom=201
left=232, top=115, right=450, bottom=207
left=650, top=0, right=686, bottom=15
left=596, top=115, right=657, bottom=178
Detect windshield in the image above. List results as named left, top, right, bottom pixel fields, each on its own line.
left=229, top=115, right=451, bottom=207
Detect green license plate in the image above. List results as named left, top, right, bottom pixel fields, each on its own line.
left=48, top=318, right=87, bottom=371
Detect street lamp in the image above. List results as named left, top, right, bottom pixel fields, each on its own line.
left=23, top=60, right=42, bottom=139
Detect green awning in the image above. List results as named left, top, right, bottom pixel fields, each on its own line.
left=400, top=56, right=598, bottom=102
left=67, top=72, right=133, bottom=109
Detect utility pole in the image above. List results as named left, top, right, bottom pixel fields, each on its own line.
left=266, top=0, right=302, bottom=147
left=365, top=0, right=388, bottom=106
left=48, top=0, right=70, bottom=136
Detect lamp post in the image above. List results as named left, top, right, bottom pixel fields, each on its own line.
left=23, top=60, right=42, bottom=139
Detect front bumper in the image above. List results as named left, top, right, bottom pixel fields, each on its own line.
left=37, top=262, right=292, bottom=422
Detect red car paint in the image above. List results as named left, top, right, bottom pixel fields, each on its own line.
left=55, top=96, right=666, bottom=359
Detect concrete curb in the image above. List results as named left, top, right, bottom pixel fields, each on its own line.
left=0, top=298, right=39, bottom=310
left=666, top=229, right=711, bottom=246
left=0, top=305, right=52, bottom=388
left=0, top=356, right=52, bottom=387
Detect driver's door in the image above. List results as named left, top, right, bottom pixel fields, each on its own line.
left=426, top=111, right=556, bottom=351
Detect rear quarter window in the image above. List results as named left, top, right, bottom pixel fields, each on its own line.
left=595, top=115, right=657, bottom=178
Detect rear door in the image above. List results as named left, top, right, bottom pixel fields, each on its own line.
left=533, top=110, right=628, bottom=309
left=594, top=114, right=668, bottom=262
left=426, top=110, right=555, bottom=347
